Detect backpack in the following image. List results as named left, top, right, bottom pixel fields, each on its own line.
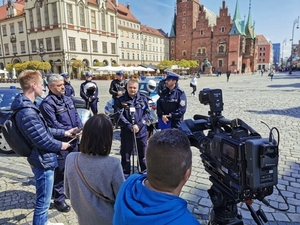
left=2, top=108, right=33, bottom=157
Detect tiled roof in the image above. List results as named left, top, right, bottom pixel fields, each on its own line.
left=203, top=6, right=217, bottom=27
left=257, top=35, right=270, bottom=45
left=141, top=24, right=166, bottom=37
left=0, top=5, right=7, bottom=20
left=117, top=3, right=139, bottom=23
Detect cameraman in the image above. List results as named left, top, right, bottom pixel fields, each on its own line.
left=80, top=72, right=99, bottom=115
left=157, top=72, right=187, bottom=129
left=113, top=129, right=200, bottom=225
left=115, top=79, right=149, bottom=178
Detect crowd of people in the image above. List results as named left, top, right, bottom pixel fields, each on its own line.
left=10, top=69, right=202, bottom=225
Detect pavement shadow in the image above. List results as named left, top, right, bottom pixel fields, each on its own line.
left=0, top=213, right=31, bottom=225
left=268, top=82, right=300, bottom=88
left=246, top=106, right=300, bottom=119
left=0, top=190, right=35, bottom=211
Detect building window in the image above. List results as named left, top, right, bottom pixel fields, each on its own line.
left=219, top=46, right=224, bottom=53
left=69, top=37, right=76, bottom=50
left=46, top=38, right=52, bottom=51
left=200, top=30, right=204, bottom=35
left=4, top=44, right=9, bottom=55
left=81, top=39, right=88, bottom=51
left=127, top=53, right=130, bottom=59
left=79, top=4, right=85, bottom=26
left=38, top=39, right=44, bottom=50
left=101, top=11, right=106, bottom=31
left=121, top=52, right=124, bottom=59
left=136, top=33, right=139, bottom=39
left=18, top=21, right=23, bottom=34
left=0, top=46, right=2, bottom=56
left=137, top=43, right=139, bottom=49
left=221, top=27, right=225, bottom=32
left=10, top=23, right=15, bottom=34
left=29, top=10, right=34, bottom=28
left=171, top=41, right=174, bottom=46
left=36, top=6, right=41, bottom=27
left=31, top=40, right=36, bottom=52
left=92, top=40, right=97, bottom=52
left=111, top=43, right=116, bottom=54
left=110, top=15, right=114, bottom=33
left=53, top=3, right=58, bottom=24
left=54, top=36, right=60, bottom=50
left=2, top=25, right=7, bottom=36
left=232, top=61, right=236, bottom=66
left=218, top=60, right=223, bottom=67
left=20, top=41, right=25, bottom=53
left=127, top=42, right=129, bottom=48
left=67, top=4, right=73, bottom=24
left=12, top=43, right=17, bottom=54
left=132, top=43, right=134, bottom=49
left=44, top=5, right=49, bottom=26
left=121, top=41, right=124, bottom=48
left=137, top=53, right=139, bottom=60
left=102, top=42, right=107, bottom=53
left=182, top=51, right=186, bottom=56
left=132, top=53, right=135, bottom=60
left=91, top=10, right=96, bottom=29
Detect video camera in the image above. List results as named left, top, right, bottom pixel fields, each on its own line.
left=179, top=88, right=279, bottom=225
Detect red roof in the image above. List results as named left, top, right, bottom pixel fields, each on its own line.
left=141, top=25, right=165, bottom=38
left=117, top=3, right=139, bottom=23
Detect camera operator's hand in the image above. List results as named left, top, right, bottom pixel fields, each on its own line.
left=117, top=91, right=123, bottom=96
left=162, top=115, right=169, bottom=124
left=61, top=142, right=71, bottom=150
left=88, top=97, right=92, bottom=102
left=132, top=124, right=139, bottom=133
left=65, top=127, right=78, bottom=137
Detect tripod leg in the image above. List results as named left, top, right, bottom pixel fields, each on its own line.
left=133, top=132, right=141, bottom=173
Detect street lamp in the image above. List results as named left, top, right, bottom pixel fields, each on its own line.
left=289, top=17, right=299, bottom=74
left=281, top=38, right=286, bottom=68
left=36, top=43, right=46, bottom=75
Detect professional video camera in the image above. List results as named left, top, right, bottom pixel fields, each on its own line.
left=179, top=88, right=279, bottom=225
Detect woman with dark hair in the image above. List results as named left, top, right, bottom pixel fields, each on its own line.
left=64, top=114, right=124, bottom=225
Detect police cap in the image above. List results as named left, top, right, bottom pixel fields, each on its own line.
left=85, top=71, right=93, bottom=77
left=116, top=71, right=124, bottom=76
left=60, top=72, right=69, bottom=78
left=166, top=72, right=180, bottom=81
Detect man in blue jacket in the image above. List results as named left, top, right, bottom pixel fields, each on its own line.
left=113, top=129, right=200, bottom=225
left=80, top=72, right=98, bottom=115
left=115, top=79, right=149, bottom=178
left=40, top=74, right=83, bottom=213
left=60, top=72, right=75, bottom=97
left=11, top=70, right=76, bottom=225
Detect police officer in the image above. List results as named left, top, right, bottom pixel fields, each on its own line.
left=60, top=72, right=75, bottom=97
left=40, top=74, right=83, bottom=213
left=157, top=72, right=187, bottom=129
left=115, top=79, right=149, bottom=178
left=80, top=71, right=99, bottom=115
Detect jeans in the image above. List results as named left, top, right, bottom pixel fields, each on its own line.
left=32, top=167, right=54, bottom=225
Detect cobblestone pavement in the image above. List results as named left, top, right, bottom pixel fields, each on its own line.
left=1, top=71, right=300, bottom=225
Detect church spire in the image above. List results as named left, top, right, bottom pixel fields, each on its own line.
left=245, top=0, right=256, bottom=38
left=229, top=0, right=245, bottom=35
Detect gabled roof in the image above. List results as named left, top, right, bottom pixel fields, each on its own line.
left=203, top=6, right=217, bottom=27
left=117, top=3, right=140, bottom=23
left=229, top=0, right=245, bottom=35
left=0, top=0, right=25, bottom=21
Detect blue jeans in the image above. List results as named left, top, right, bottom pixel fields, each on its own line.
left=32, top=167, right=54, bottom=225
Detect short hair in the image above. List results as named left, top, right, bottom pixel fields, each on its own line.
left=47, top=74, right=63, bottom=86
left=18, top=70, right=42, bottom=92
left=146, top=129, right=192, bottom=191
left=80, top=114, right=113, bottom=156
left=127, top=78, right=138, bottom=86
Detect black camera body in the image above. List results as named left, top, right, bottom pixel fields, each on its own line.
left=180, top=88, right=279, bottom=204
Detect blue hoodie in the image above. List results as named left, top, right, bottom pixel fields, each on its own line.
left=113, top=174, right=200, bottom=225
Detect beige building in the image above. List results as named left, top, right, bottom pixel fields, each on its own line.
left=0, top=0, right=169, bottom=76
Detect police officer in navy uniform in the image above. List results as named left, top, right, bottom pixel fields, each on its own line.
left=60, top=72, right=75, bottom=97
left=157, top=72, right=187, bottom=129
left=115, top=79, right=149, bottom=178
left=40, top=74, right=83, bottom=213
left=157, top=71, right=167, bottom=96
left=80, top=71, right=99, bottom=115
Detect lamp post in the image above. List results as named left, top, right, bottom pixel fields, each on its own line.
left=281, top=38, right=286, bottom=69
left=36, top=43, right=46, bottom=75
left=289, top=17, right=299, bottom=74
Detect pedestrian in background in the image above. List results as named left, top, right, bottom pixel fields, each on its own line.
left=113, top=129, right=200, bottom=225
left=40, top=74, right=83, bottom=213
left=157, top=72, right=187, bottom=129
left=226, top=70, right=231, bottom=82
left=190, top=73, right=197, bottom=97
left=64, top=114, right=124, bottom=225
left=80, top=72, right=99, bottom=115
left=60, top=72, right=75, bottom=97
left=115, top=79, right=149, bottom=178
left=11, top=70, right=74, bottom=225
left=269, top=69, right=274, bottom=81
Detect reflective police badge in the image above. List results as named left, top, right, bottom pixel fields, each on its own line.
left=180, top=100, right=186, bottom=106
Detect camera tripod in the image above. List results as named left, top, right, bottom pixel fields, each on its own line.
left=207, top=176, right=268, bottom=225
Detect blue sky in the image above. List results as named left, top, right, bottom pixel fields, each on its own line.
left=118, top=0, right=300, bottom=58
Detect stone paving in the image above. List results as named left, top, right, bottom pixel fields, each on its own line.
left=1, top=71, right=300, bottom=224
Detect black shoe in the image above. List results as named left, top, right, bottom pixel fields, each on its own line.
left=53, top=201, right=71, bottom=212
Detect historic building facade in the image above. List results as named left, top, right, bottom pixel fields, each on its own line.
left=169, top=0, right=258, bottom=73
left=257, top=35, right=273, bottom=71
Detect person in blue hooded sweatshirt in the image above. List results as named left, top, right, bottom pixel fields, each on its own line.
left=113, top=129, right=200, bottom=225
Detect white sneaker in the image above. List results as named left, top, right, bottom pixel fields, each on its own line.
left=46, top=221, right=64, bottom=225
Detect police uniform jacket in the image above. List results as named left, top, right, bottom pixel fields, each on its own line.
left=109, top=79, right=126, bottom=99
left=64, top=82, right=75, bottom=97
left=115, top=91, right=148, bottom=138
left=39, top=92, right=83, bottom=143
left=157, top=78, right=166, bottom=96
left=157, top=84, right=187, bottom=128
left=80, top=81, right=98, bottom=102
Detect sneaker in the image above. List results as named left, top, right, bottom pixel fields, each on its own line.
left=46, top=221, right=64, bottom=225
